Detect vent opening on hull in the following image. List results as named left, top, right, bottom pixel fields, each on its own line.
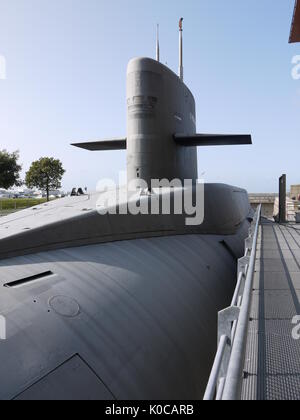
left=4, top=271, right=54, bottom=288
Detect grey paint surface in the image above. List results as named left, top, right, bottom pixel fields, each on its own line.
left=174, top=134, right=252, bottom=147
left=72, top=138, right=127, bottom=151
left=71, top=58, right=251, bottom=189
left=0, top=184, right=251, bottom=260
left=0, top=225, right=250, bottom=400
left=15, top=355, right=115, bottom=401
left=0, top=55, right=254, bottom=400
left=126, top=58, right=198, bottom=188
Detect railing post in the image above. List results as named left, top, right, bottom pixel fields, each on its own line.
left=237, top=257, right=249, bottom=299
left=238, top=257, right=249, bottom=277
left=245, top=235, right=254, bottom=251
left=217, top=306, right=240, bottom=381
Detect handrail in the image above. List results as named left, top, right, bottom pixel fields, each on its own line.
left=203, top=204, right=261, bottom=401
left=203, top=335, right=229, bottom=400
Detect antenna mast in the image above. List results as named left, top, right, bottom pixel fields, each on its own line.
left=179, top=18, right=184, bottom=81
left=156, top=24, right=160, bottom=62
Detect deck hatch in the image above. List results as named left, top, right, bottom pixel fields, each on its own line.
left=14, top=354, right=115, bottom=400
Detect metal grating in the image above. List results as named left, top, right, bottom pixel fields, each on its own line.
left=242, top=221, right=300, bottom=400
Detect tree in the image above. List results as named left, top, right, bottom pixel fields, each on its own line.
left=0, top=150, right=22, bottom=189
left=25, top=157, right=65, bottom=201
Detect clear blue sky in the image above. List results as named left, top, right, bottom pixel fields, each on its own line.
left=0, top=0, right=299, bottom=192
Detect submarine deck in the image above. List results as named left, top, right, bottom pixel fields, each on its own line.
left=242, top=220, right=300, bottom=400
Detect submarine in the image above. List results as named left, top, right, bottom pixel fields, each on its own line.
left=0, top=20, right=253, bottom=400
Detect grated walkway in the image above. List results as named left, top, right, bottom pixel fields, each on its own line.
left=242, top=220, right=300, bottom=400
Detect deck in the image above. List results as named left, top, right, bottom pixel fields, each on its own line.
left=242, top=220, right=300, bottom=400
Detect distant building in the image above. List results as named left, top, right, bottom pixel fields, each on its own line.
left=249, top=185, right=300, bottom=221
left=290, top=185, right=300, bottom=201
left=274, top=196, right=300, bottom=222
left=0, top=188, right=65, bottom=199
left=249, top=193, right=277, bottom=218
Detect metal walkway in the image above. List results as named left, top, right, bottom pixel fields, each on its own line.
left=242, top=220, right=300, bottom=400
left=204, top=209, right=300, bottom=400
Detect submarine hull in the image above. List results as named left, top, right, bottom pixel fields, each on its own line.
left=0, top=184, right=252, bottom=400
left=0, top=47, right=254, bottom=398
left=0, top=225, right=249, bottom=400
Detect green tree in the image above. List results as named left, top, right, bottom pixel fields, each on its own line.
left=25, top=157, right=65, bottom=201
left=0, top=150, right=22, bottom=189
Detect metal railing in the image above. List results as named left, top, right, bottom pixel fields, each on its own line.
left=203, top=204, right=261, bottom=401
